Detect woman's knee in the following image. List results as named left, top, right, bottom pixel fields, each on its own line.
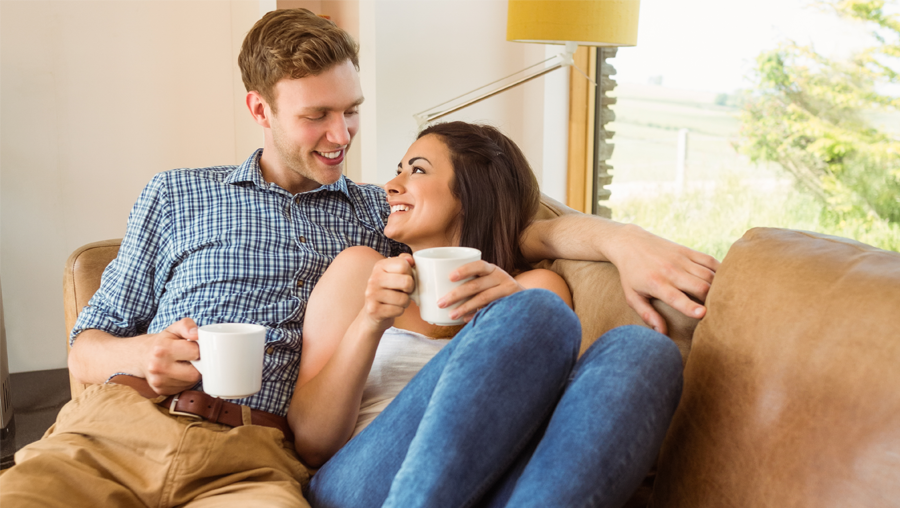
left=578, top=326, right=684, bottom=414
left=587, top=325, right=683, bottom=381
left=475, top=289, right=582, bottom=359
left=487, top=288, right=577, bottom=323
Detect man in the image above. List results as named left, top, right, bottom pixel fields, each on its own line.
left=0, top=8, right=717, bottom=507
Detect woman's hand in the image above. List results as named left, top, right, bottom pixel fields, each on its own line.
left=437, top=261, right=525, bottom=323
left=362, top=253, right=417, bottom=332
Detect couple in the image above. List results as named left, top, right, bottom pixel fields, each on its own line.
left=297, top=121, right=685, bottom=507
left=0, top=8, right=717, bottom=508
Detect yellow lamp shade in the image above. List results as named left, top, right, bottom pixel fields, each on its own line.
left=507, top=0, right=640, bottom=47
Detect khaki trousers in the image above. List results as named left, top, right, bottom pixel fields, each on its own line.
left=0, top=383, right=310, bottom=507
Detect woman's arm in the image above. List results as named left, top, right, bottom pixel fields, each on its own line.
left=289, top=246, right=415, bottom=467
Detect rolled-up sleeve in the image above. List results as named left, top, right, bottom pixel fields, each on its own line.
left=70, top=173, right=173, bottom=345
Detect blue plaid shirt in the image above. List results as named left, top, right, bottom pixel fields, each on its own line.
left=71, top=149, right=407, bottom=416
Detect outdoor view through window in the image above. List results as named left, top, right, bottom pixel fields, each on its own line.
left=607, top=0, right=900, bottom=258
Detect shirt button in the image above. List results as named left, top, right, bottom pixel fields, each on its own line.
left=266, top=346, right=275, bottom=355
left=297, top=280, right=305, bottom=288
left=299, top=236, right=307, bottom=243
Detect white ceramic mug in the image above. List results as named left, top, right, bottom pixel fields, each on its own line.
left=192, top=323, right=266, bottom=399
left=410, top=247, right=482, bottom=325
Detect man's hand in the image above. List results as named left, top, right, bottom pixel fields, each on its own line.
left=137, top=318, right=202, bottom=395
left=607, top=224, right=719, bottom=334
left=68, top=318, right=202, bottom=396
left=521, top=213, right=719, bottom=335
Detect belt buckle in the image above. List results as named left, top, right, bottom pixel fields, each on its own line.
left=168, top=393, right=202, bottom=419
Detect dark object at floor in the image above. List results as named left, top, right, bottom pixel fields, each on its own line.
left=0, top=368, right=71, bottom=470
left=1, top=417, right=15, bottom=469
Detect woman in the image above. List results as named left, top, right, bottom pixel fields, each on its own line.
left=289, top=122, right=683, bottom=508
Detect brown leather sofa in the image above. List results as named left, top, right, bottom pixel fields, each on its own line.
left=63, top=198, right=900, bottom=507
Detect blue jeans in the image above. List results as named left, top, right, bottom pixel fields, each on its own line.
left=307, top=289, right=683, bottom=508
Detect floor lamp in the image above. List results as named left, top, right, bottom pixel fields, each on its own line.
left=413, top=0, right=640, bottom=127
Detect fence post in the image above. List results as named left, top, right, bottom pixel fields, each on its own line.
left=676, top=128, right=689, bottom=194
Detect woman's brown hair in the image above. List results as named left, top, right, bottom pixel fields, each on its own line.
left=418, top=122, right=541, bottom=274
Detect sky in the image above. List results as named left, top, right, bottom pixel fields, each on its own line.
left=614, top=0, right=884, bottom=93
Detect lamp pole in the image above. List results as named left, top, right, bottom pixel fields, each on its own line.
left=414, top=42, right=581, bottom=127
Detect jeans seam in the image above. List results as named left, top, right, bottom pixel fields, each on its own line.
left=471, top=305, right=580, bottom=506
left=462, top=342, right=576, bottom=508
left=461, top=395, right=560, bottom=508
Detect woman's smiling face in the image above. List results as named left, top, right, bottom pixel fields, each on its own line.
left=383, top=134, right=462, bottom=252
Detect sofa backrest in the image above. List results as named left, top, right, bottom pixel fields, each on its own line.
left=650, top=228, right=900, bottom=507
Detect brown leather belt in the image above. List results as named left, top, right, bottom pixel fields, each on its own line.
left=109, top=375, right=294, bottom=442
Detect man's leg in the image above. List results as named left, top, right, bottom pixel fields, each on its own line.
left=307, top=289, right=582, bottom=508
left=175, top=424, right=308, bottom=508
left=1, top=383, right=311, bottom=508
left=0, top=431, right=145, bottom=506
left=490, top=325, right=683, bottom=508
left=169, top=421, right=309, bottom=508
left=0, top=383, right=185, bottom=507
left=185, top=482, right=310, bottom=508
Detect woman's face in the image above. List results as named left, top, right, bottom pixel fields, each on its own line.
left=383, top=134, right=462, bottom=251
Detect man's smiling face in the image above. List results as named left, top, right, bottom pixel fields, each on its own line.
left=263, top=59, right=363, bottom=194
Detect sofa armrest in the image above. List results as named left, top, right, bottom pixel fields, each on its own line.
left=651, top=228, right=900, bottom=507
left=63, top=239, right=122, bottom=399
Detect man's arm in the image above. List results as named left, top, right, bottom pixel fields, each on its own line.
left=68, top=319, right=202, bottom=395
left=521, top=214, right=720, bottom=334
left=67, top=172, right=202, bottom=395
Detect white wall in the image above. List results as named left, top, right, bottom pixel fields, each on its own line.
left=0, top=0, right=554, bottom=373
left=356, top=0, right=546, bottom=186
left=542, top=44, right=571, bottom=204
left=0, top=0, right=263, bottom=373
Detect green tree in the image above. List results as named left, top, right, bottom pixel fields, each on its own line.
left=738, top=0, right=900, bottom=247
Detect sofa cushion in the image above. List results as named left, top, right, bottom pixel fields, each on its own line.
left=543, top=258, right=697, bottom=362
left=650, top=228, right=900, bottom=507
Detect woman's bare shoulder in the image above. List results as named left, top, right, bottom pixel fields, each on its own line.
left=334, top=245, right=386, bottom=266
left=320, top=246, right=386, bottom=284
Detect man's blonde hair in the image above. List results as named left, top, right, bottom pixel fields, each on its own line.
left=239, top=8, right=359, bottom=112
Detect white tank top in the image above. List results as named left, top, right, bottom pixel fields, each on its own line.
left=352, top=327, right=449, bottom=438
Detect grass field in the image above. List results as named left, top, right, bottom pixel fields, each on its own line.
left=603, top=82, right=899, bottom=258
left=608, top=82, right=776, bottom=184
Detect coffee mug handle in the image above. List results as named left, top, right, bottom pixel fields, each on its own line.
left=409, top=266, right=420, bottom=306
left=190, top=357, right=204, bottom=375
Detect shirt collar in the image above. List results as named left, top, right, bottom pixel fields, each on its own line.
left=226, top=148, right=353, bottom=200
left=225, top=149, right=267, bottom=187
